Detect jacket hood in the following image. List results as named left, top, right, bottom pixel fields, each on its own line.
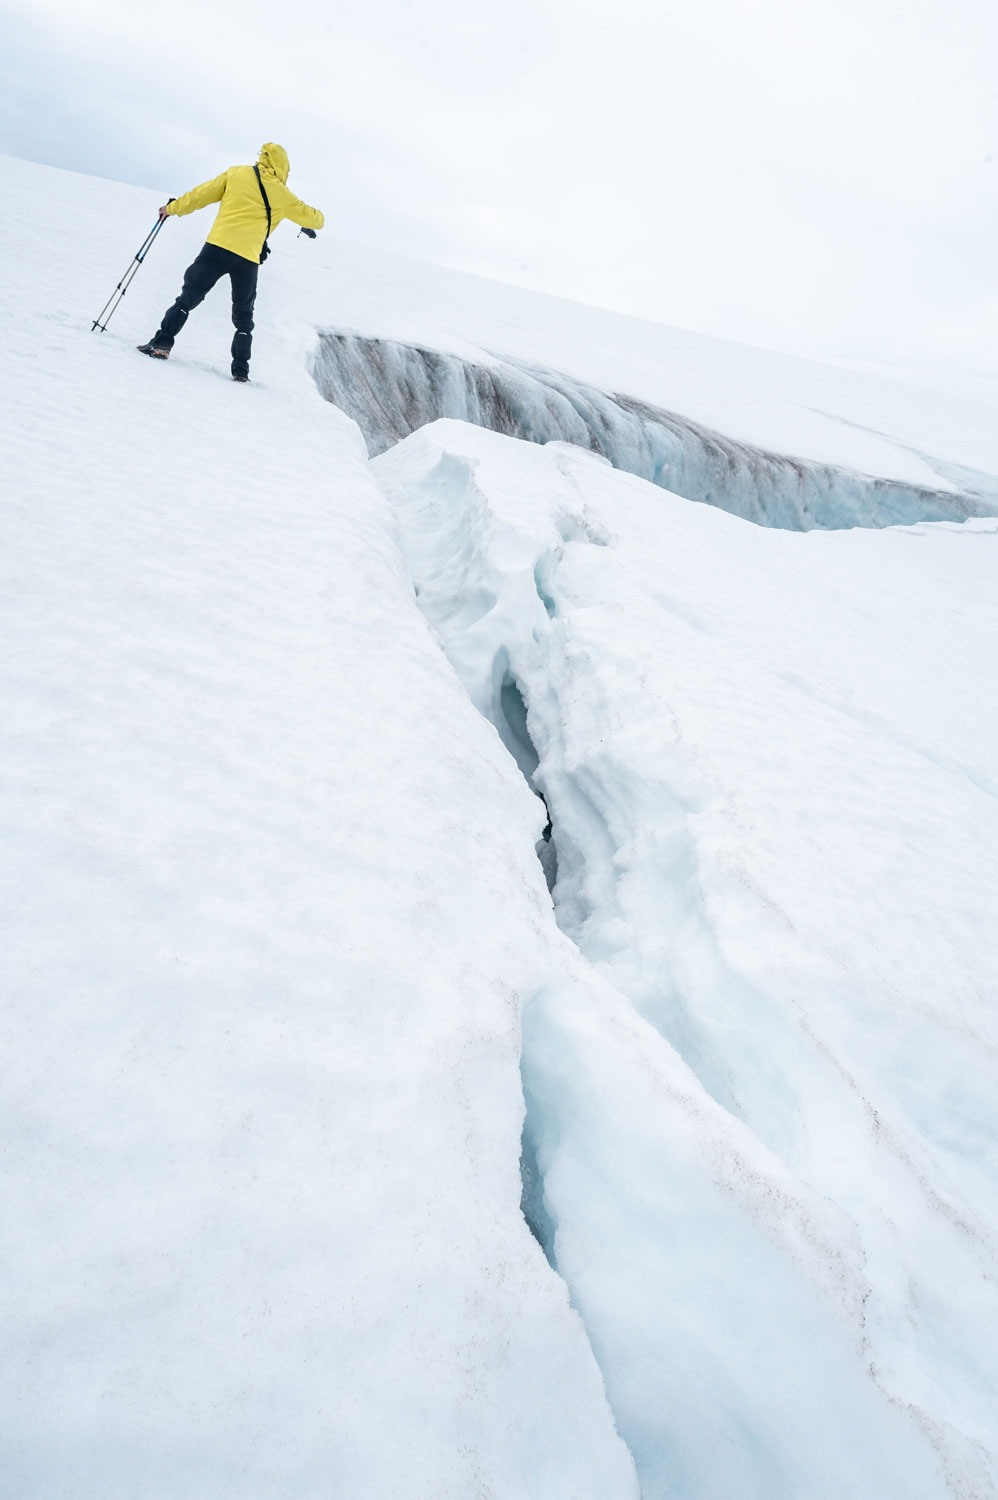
left=257, top=143, right=289, bottom=183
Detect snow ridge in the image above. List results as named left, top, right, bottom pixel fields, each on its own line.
left=314, top=331, right=995, bottom=531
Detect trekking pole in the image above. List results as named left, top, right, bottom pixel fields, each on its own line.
left=91, top=206, right=172, bottom=332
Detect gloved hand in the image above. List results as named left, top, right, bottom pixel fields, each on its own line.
left=299, top=227, right=317, bottom=239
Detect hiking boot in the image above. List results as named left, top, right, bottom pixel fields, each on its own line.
left=137, top=341, right=170, bottom=359
left=232, top=374, right=250, bottom=383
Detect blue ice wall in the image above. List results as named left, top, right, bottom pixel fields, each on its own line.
left=312, top=332, right=996, bottom=532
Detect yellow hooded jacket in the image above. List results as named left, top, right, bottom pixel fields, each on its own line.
left=165, top=143, right=324, bottom=263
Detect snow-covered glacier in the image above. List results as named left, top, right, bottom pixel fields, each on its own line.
left=313, top=331, right=997, bottom=530
left=2, top=152, right=998, bottom=1499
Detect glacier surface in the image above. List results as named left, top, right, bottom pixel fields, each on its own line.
left=2, top=152, right=998, bottom=1499
left=375, top=422, right=998, bottom=1499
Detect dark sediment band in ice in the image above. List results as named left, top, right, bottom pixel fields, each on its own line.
left=313, top=331, right=996, bottom=532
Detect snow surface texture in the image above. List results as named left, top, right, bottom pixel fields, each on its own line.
left=3, top=152, right=998, bottom=1498
left=313, top=332, right=997, bottom=530
left=0, top=158, right=637, bottom=1500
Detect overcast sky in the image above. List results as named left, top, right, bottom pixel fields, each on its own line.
left=2, top=0, right=996, bottom=375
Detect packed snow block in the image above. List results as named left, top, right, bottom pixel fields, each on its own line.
left=315, top=331, right=994, bottom=531
left=376, top=419, right=998, bottom=1500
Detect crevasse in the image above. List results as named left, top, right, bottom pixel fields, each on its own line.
left=312, top=331, right=995, bottom=532
left=367, top=420, right=998, bottom=1500
left=370, top=421, right=998, bottom=1500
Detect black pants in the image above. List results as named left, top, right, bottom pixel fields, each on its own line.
left=154, top=242, right=259, bottom=378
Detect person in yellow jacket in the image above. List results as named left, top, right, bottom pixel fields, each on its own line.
left=138, top=143, right=323, bottom=381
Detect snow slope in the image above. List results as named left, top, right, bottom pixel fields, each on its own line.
left=2, top=153, right=997, bottom=1499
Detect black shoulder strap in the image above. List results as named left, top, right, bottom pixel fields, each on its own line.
left=252, top=165, right=272, bottom=262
